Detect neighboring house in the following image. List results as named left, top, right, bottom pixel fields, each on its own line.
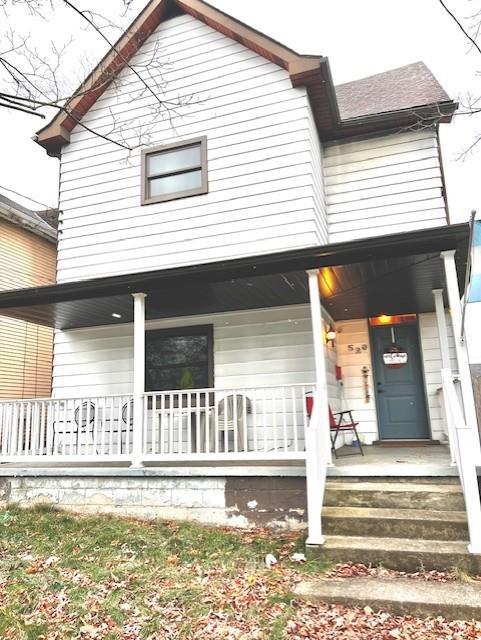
left=0, top=0, right=480, bottom=565
left=0, top=194, right=57, bottom=399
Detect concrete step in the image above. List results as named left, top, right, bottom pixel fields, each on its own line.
left=318, top=535, right=481, bottom=573
left=324, top=481, right=465, bottom=512
left=323, top=506, right=469, bottom=541
left=329, top=476, right=461, bottom=485
left=294, top=576, right=481, bottom=621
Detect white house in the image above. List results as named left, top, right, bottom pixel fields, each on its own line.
left=0, top=0, right=480, bottom=562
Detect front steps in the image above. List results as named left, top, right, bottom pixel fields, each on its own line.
left=323, top=506, right=468, bottom=541
left=294, top=577, right=481, bottom=621
left=318, top=477, right=481, bottom=573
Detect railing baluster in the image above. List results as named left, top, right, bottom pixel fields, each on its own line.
left=39, top=401, right=46, bottom=456
left=169, top=393, right=174, bottom=455
left=107, top=396, right=113, bottom=455
left=233, top=389, right=238, bottom=453
left=222, top=393, right=228, bottom=453
left=272, top=388, right=278, bottom=453
left=52, top=400, right=58, bottom=456
left=99, top=396, right=106, bottom=456
left=149, top=394, right=155, bottom=456
left=33, top=401, right=39, bottom=455
left=1, top=404, right=7, bottom=456
left=242, top=393, right=248, bottom=453
left=195, top=391, right=200, bottom=454
left=92, top=397, right=98, bottom=456
left=24, top=402, right=32, bottom=456
left=159, top=394, right=165, bottom=455
left=116, top=396, right=122, bottom=455
left=178, top=392, right=183, bottom=455
left=282, top=387, right=288, bottom=452
left=186, top=392, right=192, bottom=454
left=214, top=391, right=219, bottom=454
left=302, top=386, right=308, bottom=447
left=31, top=402, right=39, bottom=455
left=205, top=391, right=210, bottom=454
left=7, top=403, right=13, bottom=456
left=1, top=404, right=6, bottom=455
left=67, top=399, right=74, bottom=457
left=292, top=387, right=298, bottom=452
left=2, top=404, right=9, bottom=455
left=143, top=394, right=148, bottom=456
left=46, top=401, right=54, bottom=456
left=18, top=403, right=24, bottom=456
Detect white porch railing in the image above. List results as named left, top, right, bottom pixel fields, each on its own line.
left=0, top=383, right=313, bottom=464
left=0, top=395, right=134, bottom=462
left=441, top=368, right=481, bottom=554
left=142, top=383, right=311, bottom=461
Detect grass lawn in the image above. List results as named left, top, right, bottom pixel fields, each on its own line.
left=0, top=505, right=480, bottom=639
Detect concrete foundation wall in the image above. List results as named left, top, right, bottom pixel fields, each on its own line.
left=0, top=475, right=307, bottom=531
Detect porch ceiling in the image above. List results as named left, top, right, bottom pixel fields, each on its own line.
left=0, top=224, right=469, bottom=329
left=320, top=251, right=461, bottom=320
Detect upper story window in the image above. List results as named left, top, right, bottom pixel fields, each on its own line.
left=141, top=136, right=208, bottom=205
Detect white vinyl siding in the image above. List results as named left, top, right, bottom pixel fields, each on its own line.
left=334, top=319, right=378, bottom=444
left=323, top=128, right=447, bottom=243
left=52, top=305, right=318, bottom=396
left=418, top=312, right=458, bottom=441
left=57, top=14, right=325, bottom=283
left=52, top=303, right=339, bottom=436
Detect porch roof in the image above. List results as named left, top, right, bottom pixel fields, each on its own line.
left=0, top=224, right=469, bottom=329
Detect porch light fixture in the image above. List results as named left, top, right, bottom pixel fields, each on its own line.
left=325, top=326, right=336, bottom=345
left=111, top=313, right=122, bottom=319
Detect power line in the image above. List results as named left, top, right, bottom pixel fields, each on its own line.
left=0, top=184, right=56, bottom=211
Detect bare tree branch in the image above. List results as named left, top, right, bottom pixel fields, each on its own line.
left=0, top=0, right=197, bottom=152
left=438, top=0, right=481, bottom=56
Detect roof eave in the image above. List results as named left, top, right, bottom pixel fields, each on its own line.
left=34, top=0, right=327, bottom=156
left=0, top=201, right=57, bottom=242
left=339, top=100, right=458, bottom=128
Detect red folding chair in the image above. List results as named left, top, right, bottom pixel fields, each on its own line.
left=329, top=406, right=364, bottom=458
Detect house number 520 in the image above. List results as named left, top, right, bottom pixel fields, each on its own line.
left=347, top=343, right=368, bottom=354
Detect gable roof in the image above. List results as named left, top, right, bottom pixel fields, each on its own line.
left=336, top=61, right=451, bottom=121
left=34, top=0, right=456, bottom=156
left=0, top=194, right=57, bottom=242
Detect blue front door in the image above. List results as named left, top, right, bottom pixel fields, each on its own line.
left=371, top=322, right=429, bottom=440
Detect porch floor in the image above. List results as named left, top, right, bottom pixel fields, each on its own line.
left=0, top=445, right=458, bottom=477
left=328, top=444, right=457, bottom=477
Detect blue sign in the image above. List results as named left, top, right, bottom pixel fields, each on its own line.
left=468, top=221, right=481, bottom=303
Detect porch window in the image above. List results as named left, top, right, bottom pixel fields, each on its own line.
left=145, top=325, right=214, bottom=392
left=141, top=137, right=208, bottom=205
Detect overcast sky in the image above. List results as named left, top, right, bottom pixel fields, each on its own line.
left=1, top=0, right=480, bottom=223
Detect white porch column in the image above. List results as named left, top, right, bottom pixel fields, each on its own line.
left=305, top=269, right=331, bottom=547
left=432, top=289, right=451, bottom=370
left=441, top=251, right=481, bottom=461
left=131, top=292, right=146, bottom=468
left=433, top=289, right=456, bottom=464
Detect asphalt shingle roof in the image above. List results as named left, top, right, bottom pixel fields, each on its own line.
left=335, top=61, right=452, bottom=121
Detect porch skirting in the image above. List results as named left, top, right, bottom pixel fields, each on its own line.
left=0, top=473, right=307, bottom=531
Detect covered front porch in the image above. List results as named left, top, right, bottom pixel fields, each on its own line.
left=0, top=224, right=480, bottom=549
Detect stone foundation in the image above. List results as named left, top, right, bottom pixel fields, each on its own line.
left=0, top=474, right=307, bottom=530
